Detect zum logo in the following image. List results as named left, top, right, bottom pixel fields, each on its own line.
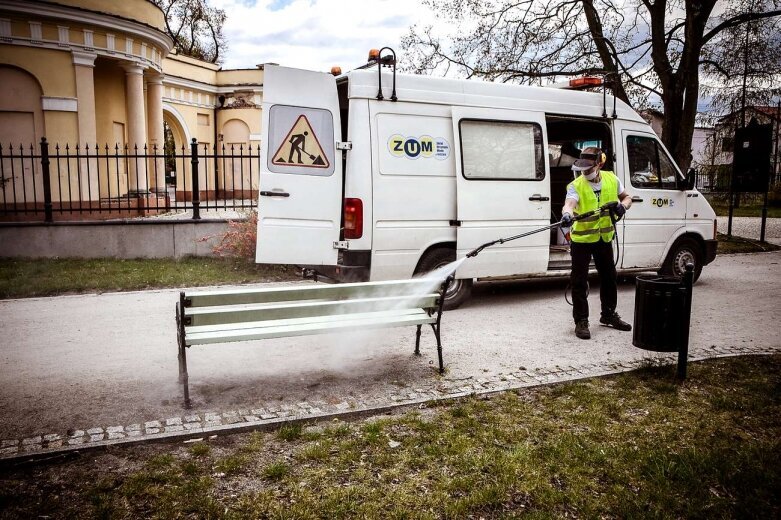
left=652, top=198, right=674, bottom=208
left=387, top=134, right=450, bottom=160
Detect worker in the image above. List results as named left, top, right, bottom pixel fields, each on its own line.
left=560, top=147, right=632, bottom=340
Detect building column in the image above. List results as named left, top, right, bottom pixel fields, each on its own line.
left=122, top=62, right=148, bottom=193
left=146, top=72, right=166, bottom=193
left=72, top=51, right=98, bottom=201
left=72, top=51, right=97, bottom=146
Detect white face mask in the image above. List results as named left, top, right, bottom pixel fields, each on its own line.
left=583, top=169, right=598, bottom=181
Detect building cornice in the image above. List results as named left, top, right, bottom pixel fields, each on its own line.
left=0, top=34, right=158, bottom=72
left=162, top=74, right=263, bottom=95
left=0, top=0, right=173, bottom=54
left=165, top=53, right=221, bottom=71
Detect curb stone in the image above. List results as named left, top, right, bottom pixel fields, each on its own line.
left=1, top=344, right=778, bottom=465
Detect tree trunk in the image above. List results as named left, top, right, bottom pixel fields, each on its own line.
left=581, top=0, right=630, bottom=103
left=657, top=0, right=716, bottom=173
left=662, top=76, right=699, bottom=174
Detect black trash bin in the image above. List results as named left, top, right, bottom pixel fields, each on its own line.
left=633, top=275, right=686, bottom=352
left=632, top=264, right=695, bottom=378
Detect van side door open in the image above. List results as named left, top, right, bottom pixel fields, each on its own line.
left=256, top=65, right=343, bottom=265
left=452, top=107, right=550, bottom=277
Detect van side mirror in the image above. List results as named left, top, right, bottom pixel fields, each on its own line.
left=683, top=168, right=696, bottom=190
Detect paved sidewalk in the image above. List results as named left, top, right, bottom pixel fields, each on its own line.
left=717, top=216, right=781, bottom=245
left=1, top=251, right=780, bottom=459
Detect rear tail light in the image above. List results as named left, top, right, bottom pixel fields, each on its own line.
left=344, top=198, right=363, bottom=239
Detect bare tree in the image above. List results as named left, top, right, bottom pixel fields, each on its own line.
left=701, top=0, right=781, bottom=123
left=154, top=0, right=227, bottom=64
left=402, top=0, right=781, bottom=172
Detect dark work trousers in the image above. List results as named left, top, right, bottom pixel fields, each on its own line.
left=570, top=239, right=617, bottom=323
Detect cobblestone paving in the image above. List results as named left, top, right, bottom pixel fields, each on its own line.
left=1, top=343, right=776, bottom=461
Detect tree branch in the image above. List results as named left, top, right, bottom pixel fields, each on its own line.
left=703, top=9, right=781, bottom=45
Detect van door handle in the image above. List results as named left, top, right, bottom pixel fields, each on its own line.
left=260, top=190, right=290, bottom=197
left=528, top=194, right=549, bottom=201
left=631, top=196, right=643, bottom=202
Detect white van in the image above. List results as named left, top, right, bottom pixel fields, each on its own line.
left=255, top=62, right=717, bottom=308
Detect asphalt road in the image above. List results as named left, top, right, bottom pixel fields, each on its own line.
left=1, top=251, right=780, bottom=440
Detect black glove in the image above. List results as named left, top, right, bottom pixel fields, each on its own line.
left=602, top=201, right=626, bottom=221
left=560, top=212, right=574, bottom=227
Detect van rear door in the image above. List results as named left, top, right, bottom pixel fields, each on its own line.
left=452, top=107, right=550, bottom=277
left=256, top=65, right=342, bottom=265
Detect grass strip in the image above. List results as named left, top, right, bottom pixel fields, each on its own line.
left=0, top=257, right=298, bottom=299
left=717, top=232, right=780, bottom=254
left=2, top=233, right=778, bottom=300
left=0, top=355, right=778, bottom=518
left=708, top=202, right=781, bottom=218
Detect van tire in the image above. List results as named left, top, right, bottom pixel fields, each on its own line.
left=414, top=247, right=472, bottom=310
left=660, top=237, right=703, bottom=283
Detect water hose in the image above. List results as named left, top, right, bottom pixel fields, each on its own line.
left=465, top=203, right=619, bottom=258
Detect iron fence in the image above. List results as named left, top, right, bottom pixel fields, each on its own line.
left=0, top=138, right=260, bottom=222
left=693, top=166, right=780, bottom=194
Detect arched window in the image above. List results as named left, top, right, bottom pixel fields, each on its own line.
left=0, top=66, right=45, bottom=204
left=220, top=119, right=253, bottom=199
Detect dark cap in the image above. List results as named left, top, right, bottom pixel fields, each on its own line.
left=571, top=148, right=603, bottom=172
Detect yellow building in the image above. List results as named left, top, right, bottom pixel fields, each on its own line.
left=0, top=0, right=263, bottom=210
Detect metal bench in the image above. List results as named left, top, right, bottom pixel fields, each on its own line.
left=175, top=276, right=452, bottom=408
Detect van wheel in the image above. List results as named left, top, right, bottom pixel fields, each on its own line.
left=660, top=238, right=703, bottom=283
left=414, top=248, right=472, bottom=310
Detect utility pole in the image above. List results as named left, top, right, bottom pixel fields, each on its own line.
left=762, top=99, right=780, bottom=243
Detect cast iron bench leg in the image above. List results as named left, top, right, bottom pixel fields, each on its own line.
left=179, top=344, right=190, bottom=409
left=430, top=323, right=444, bottom=374
left=430, top=275, right=451, bottom=375
left=414, top=325, right=422, bottom=355
left=176, top=300, right=191, bottom=409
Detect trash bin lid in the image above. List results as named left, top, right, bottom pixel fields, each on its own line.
left=636, top=274, right=681, bottom=287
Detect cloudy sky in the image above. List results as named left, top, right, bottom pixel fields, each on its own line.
left=210, top=0, right=432, bottom=71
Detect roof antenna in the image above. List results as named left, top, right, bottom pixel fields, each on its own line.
left=372, top=46, right=398, bottom=101
left=611, top=73, right=618, bottom=118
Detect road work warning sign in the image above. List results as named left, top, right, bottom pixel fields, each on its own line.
left=271, top=115, right=330, bottom=169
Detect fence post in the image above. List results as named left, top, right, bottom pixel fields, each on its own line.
left=40, top=137, right=53, bottom=223
left=190, top=138, right=200, bottom=220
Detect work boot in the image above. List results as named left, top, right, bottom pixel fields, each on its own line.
left=600, top=312, right=632, bottom=331
left=575, top=319, right=591, bottom=340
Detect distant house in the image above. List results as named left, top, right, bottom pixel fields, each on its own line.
left=697, top=106, right=780, bottom=191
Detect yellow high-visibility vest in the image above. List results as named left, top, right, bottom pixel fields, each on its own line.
left=568, top=170, right=619, bottom=243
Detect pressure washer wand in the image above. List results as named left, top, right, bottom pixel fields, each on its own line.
left=465, top=221, right=566, bottom=258
left=464, top=205, right=608, bottom=259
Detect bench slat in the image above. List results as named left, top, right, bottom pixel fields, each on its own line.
left=185, top=294, right=439, bottom=326
left=184, top=278, right=445, bottom=307
left=185, top=311, right=437, bottom=345
left=186, top=308, right=430, bottom=334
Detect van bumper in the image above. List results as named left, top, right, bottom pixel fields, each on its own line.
left=703, top=239, right=717, bottom=265
left=300, top=250, right=371, bottom=283
left=300, top=265, right=370, bottom=283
